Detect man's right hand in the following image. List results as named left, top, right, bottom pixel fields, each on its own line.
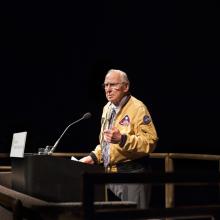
left=79, top=155, right=94, bottom=164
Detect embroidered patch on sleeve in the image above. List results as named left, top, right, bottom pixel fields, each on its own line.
left=119, top=115, right=130, bottom=126
left=143, top=115, right=151, bottom=125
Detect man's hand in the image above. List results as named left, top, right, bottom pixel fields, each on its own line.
left=79, top=156, right=94, bottom=164
left=103, top=126, right=122, bottom=144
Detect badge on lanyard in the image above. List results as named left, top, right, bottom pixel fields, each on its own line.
left=119, top=115, right=130, bottom=126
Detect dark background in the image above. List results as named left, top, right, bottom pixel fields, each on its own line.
left=0, top=1, right=219, bottom=155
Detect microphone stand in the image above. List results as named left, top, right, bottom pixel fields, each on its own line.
left=39, top=113, right=91, bottom=155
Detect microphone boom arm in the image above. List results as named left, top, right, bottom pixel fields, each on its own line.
left=48, top=112, right=92, bottom=154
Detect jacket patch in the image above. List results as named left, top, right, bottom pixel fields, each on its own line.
left=143, top=115, right=151, bottom=124
left=119, top=115, right=130, bottom=126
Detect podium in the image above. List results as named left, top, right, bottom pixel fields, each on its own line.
left=11, top=155, right=105, bottom=202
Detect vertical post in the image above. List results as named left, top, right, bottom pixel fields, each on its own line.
left=165, top=154, right=174, bottom=220
left=219, top=160, right=220, bottom=203
left=82, top=172, right=94, bottom=220
left=165, top=154, right=175, bottom=208
left=12, top=199, right=23, bottom=220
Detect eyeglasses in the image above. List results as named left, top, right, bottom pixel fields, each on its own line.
left=102, top=82, right=125, bottom=89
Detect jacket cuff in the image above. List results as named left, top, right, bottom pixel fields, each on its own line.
left=89, top=152, right=98, bottom=164
left=119, top=134, right=127, bottom=148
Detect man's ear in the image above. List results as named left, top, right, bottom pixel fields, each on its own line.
left=124, top=84, right=129, bottom=93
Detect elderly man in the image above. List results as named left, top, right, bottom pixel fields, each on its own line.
left=80, top=69, right=158, bottom=208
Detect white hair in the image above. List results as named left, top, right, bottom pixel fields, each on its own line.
left=106, top=69, right=130, bottom=85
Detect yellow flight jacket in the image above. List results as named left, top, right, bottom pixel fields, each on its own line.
left=92, top=96, right=158, bottom=169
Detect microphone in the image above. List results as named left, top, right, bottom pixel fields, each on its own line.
left=47, top=112, right=92, bottom=154
left=82, top=112, right=92, bottom=120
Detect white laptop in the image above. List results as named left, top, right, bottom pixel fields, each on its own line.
left=10, top=131, right=27, bottom=158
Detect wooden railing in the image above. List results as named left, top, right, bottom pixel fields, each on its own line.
left=0, top=191, right=23, bottom=220
left=1, top=152, right=220, bottom=210
left=51, top=152, right=220, bottom=210
left=164, top=153, right=220, bottom=209
left=0, top=153, right=11, bottom=172
left=82, top=172, right=220, bottom=220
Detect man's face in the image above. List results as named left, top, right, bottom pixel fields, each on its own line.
left=103, top=71, right=129, bottom=105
